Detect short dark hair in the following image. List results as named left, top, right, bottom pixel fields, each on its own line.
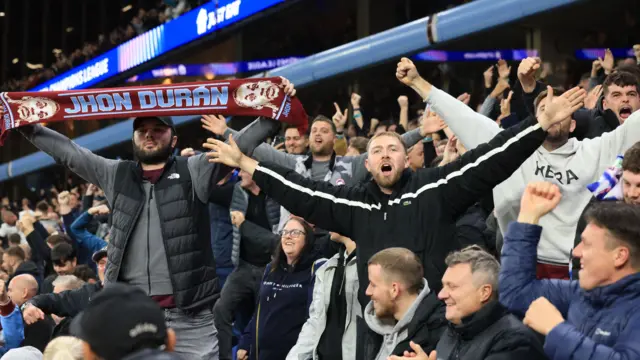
left=51, top=242, right=77, bottom=263
left=613, top=65, right=640, bottom=83
left=73, top=264, right=98, bottom=282
left=349, top=137, right=369, bottom=154
left=46, top=234, right=72, bottom=248
left=5, top=246, right=26, bottom=261
left=368, top=247, right=424, bottom=295
left=311, top=115, right=337, bottom=134
left=8, top=233, right=21, bottom=246
left=36, top=200, right=50, bottom=213
left=585, top=202, right=640, bottom=268
left=622, top=142, right=640, bottom=173
left=603, top=71, right=640, bottom=96
left=533, top=86, right=566, bottom=114
left=284, top=124, right=308, bottom=137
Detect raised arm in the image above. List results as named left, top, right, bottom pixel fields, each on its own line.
left=430, top=86, right=586, bottom=219
left=203, top=136, right=359, bottom=238
left=19, top=125, right=119, bottom=198
left=499, top=182, right=579, bottom=317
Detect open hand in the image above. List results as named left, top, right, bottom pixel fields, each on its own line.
left=599, top=49, right=614, bottom=74
left=537, top=86, right=586, bottom=131
left=584, top=85, right=603, bottom=110
left=440, top=136, right=460, bottom=166
left=420, top=111, right=447, bottom=136
left=518, top=182, right=561, bottom=224
left=499, top=91, right=514, bottom=120
left=201, top=115, right=228, bottom=136
left=396, top=57, right=421, bottom=87
left=497, top=59, right=511, bottom=80
left=22, top=303, right=46, bottom=325
left=483, top=66, right=494, bottom=88
left=351, top=93, right=362, bottom=108
left=203, top=134, right=244, bottom=168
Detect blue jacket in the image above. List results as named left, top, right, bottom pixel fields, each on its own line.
left=239, top=258, right=325, bottom=360
left=500, top=222, right=640, bottom=360
left=69, top=211, right=108, bottom=256
left=0, top=306, right=25, bottom=356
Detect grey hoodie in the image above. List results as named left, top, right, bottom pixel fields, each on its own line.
left=364, top=279, right=430, bottom=360
left=427, top=87, right=640, bottom=265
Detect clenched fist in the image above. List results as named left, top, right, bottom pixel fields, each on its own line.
left=396, top=57, right=422, bottom=87
left=518, top=182, right=561, bottom=224
left=517, top=57, right=541, bottom=93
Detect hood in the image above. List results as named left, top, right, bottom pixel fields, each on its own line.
left=537, top=137, right=581, bottom=157
left=14, top=260, right=40, bottom=278
left=121, top=349, right=184, bottom=360
left=364, top=279, right=431, bottom=336
left=1, top=346, right=42, bottom=360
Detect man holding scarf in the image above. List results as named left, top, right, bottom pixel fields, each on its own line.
left=14, top=78, right=300, bottom=360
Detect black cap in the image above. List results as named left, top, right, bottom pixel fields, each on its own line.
left=91, top=246, right=108, bottom=262
left=133, top=116, right=175, bottom=131
left=70, top=283, right=167, bottom=360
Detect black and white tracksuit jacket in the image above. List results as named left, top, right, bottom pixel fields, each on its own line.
left=251, top=116, right=547, bottom=305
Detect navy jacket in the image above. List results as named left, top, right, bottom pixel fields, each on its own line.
left=499, top=222, right=640, bottom=360
left=239, top=256, right=325, bottom=360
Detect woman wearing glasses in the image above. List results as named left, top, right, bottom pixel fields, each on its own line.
left=236, top=217, right=326, bottom=360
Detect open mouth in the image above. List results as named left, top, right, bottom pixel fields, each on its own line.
left=619, top=106, right=633, bottom=119
left=284, top=241, right=294, bottom=246
left=380, top=164, right=393, bottom=176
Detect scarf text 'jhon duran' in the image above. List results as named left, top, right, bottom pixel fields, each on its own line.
left=0, top=77, right=308, bottom=145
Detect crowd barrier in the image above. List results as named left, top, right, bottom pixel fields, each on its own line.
left=0, top=0, right=583, bottom=182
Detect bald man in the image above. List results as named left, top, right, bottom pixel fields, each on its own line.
left=4, top=274, right=54, bottom=352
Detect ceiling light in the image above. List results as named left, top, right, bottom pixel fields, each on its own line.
left=66, top=27, right=74, bottom=33
left=12, top=58, right=18, bottom=64
left=0, top=12, right=5, bottom=17
left=122, top=5, right=132, bottom=12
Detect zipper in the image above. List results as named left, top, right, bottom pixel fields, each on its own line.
left=147, top=185, right=153, bottom=294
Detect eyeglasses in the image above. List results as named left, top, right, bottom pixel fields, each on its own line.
left=279, top=229, right=306, bottom=238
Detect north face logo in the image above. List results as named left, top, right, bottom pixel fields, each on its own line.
left=167, top=173, right=180, bottom=180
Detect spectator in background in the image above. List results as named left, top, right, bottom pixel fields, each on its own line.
left=72, top=264, right=98, bottom=284
left=40, top=242, right=78, bottom=294
left=3, top=274, right=55, bottom=352
left=0, top=346, right=43, bottom=360
left=68, top=204, right=109, bottom=256
left=213, top=169, right=281, bottom=360
left=8, top=233, right=22, bottom=247
left=500, top=182, right=640, bottom=360
left=43, top=336, right=83, bottom=360
left=3, top=246, right=41, bottom=282
left=407, top=141, right=425, bottom=171
left=284, top=125, right=309, bottom=155
left=287, top=233, right=358, bottom=360
left=52, top=275, right=85, bottom=294
left=70, top=283, right=181, bottom=360
left=433, top=246, right=545, bottom=360
left=345, top=137, right=369, bottom=156
left=362, top=248, right=446, bottom=360
left=0, top=209, right=24, bottom=244
left=236, top=218, right=326, bottom=360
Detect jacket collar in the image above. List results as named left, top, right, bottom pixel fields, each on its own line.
left=449, top=300, right=506, bottom=340
left=583, top=272, right=640, bottom=307
left=303, top=151, right=337, bottom=171
left=133, top=156, right=176, bottom=180
left=365, top=169, right=413, bottom=203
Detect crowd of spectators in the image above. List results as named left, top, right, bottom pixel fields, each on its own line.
left=0, top=21, right=640, bottom=360
left=1, top=0, right=199, bottom=92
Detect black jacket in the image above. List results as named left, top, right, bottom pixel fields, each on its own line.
left=106, top=157, right=218, bottom=311
left=357, top=292, right=446, bottom=360
left=29, top=282, right=102, bottom=318
left=572, top=96, right=620, bottom=140
left=251, top=117, right=547, bottom=300
left=436, top=301, right=546, bottom=360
